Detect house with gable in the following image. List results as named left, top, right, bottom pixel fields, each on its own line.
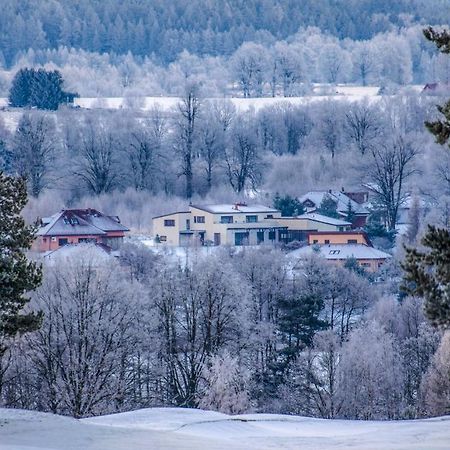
left=299, top=190, right=370, bottom=228
left=34, top=208, right=129, bottom=252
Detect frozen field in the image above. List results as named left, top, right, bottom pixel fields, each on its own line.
left=0, top=407, right=449, bottom=450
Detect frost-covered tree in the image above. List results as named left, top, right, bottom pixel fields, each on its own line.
left=231, top=43, right=269, bottom=97
left=339, top=321, right=404, bottom=419
left=28, top=256, right=138, bottom=417
left=173, top=81, right=201, bottom=198
left=11, top=113, right=57, bottom=197
left=198, top=350, right=249, bottom=414
left=421, top=331, right=450, bottom=416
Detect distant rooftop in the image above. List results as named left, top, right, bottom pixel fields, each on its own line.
left=37, top=208, right=129, bottom=236
left=288, top=244, right=391, bottom=261
left=190, top=204, right=279, bottom=214
left=299, top=191, right=369, bottom=215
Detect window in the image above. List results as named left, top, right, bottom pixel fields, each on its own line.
left=234, top=232, right=249, bottom=246
left=347, top=239, right=357, bottom=244
left=329, top=250, right=340, bottom=255
left=266, top=214, right=273, bottom=219
left=194, top=216, right=205, bottom=224
left=246, top=215, right=258, bottom=223
left=325, top=239, right=330, bottom=244
left=313, top=239, right=319, bottom=244
left=58, top=238, right=68, bottom=247
left=220, top=216, right=233, bottom=224
left=164, top=219, right=175, bottom=227
left=79, top=238, right=96, bottom=243
left=63, top=218, right=70, bottom=224
left=257, top=231, right=264, bottom=244
left=70, top=218, right=79, bottom=225
left=268, top=231, right=276, bottom=241
left=159, top=235, right=167, bottom=242
left=338, top=227, right=343, bottom=232
left=361, top=262, right=371, bottom=267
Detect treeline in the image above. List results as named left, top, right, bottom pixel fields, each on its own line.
left=1, top=90, right=449, bottom=237
left=0, top=247, right=447, bottom=419
left=0, top=0, right=447, bottom=66
left=1, top=25, right=449, bottom=97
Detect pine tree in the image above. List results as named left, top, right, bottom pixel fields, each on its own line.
left=9, top=68, right=76, bottom=110
left=273, top=193, right=304, bottom=217
left=345, top=199, right=355, bottom=224
left=403, top=226, right=450, bottom=329
left=317, top=194, right=340, bottom=219
left=402, top=28, right=450, bottom=329
left=0, top=172, right=42, bottom=356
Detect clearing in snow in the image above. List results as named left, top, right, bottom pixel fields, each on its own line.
left=0, top=407, right=449, bottom=450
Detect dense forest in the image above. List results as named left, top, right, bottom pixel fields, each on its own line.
left=0, top=0, right=449, bottom=66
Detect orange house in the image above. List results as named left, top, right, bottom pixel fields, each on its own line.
left=307, top=231, right=371, bottom=246
left=34, top=208, right=129, bottom=252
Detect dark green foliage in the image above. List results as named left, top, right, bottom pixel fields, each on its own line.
left=345, top=199, right=356, bottom=223
left=278, top=292, right=327, bottom=361
left=425, top=100, right=450, bottom=148
left=402, top=28, right=450, bottom=329
left=344, top=257, right=368, bottom=278
left=0, top=1, right=448, bottom=65
left=364, top=220, right=396, bottom=247
left=424, top=27, right=450, bottom=54
left=9, top=68, right=77, bottom=110
left=273, top=193, right=304, bottom=217
left=0, top=172, right=42, bottom=355
left=402, top=226, right=450, bottom=329
left=317, top=194, right=340, bottom=219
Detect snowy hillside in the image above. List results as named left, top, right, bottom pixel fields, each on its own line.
left=1, top=407, right=449, bottom=450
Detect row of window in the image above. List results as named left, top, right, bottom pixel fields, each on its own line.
left=313, top=239, right=359, bottom=244
left=164, top=215, right=261, bottom=227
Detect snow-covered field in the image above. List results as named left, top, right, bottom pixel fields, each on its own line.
left=0, top=407, right=449, bottom=450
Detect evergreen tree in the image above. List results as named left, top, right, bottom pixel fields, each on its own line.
left=402, top=28, right=450, bottom=330
left=317, top=194, right=340, bottom=219
left=403, top=226, right=450, bottom=329
left=345, top=199, right=356, bottom=224
left=279, top=291, right=327, bottom=362
left=9, top=68, right=76, bottom=110
left=0, top=172, right=42, bottom=356
left=273, top=193, right=304, bottom=217
left=8, top=68, right=34, bottom=108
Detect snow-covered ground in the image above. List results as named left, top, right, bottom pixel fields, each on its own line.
left=0, top=407, right=449, bottom=450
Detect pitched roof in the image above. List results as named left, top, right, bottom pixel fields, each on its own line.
left=37, top=209, right=129, bottom=236
left=299, top=191, right=369, bottom=215
left=288, top=244, right=391, bottom=261
left=190, top=204, right=279, bottom=214
left=298, top=212, right=351, bottom=226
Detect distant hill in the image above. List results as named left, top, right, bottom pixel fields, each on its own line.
left=0, top=0, right=448, bottom=66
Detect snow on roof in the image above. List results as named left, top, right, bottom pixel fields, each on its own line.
left=288, top=244, right=391, bottom=261
left=299, top=191, right=369, bottom=215
left=37, top=209, right=128, bottom=236
left=191, top=204, right=279, bottom=214
left=298, top=212, right=352, bottom=226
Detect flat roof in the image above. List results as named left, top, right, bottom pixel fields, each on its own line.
left=152, top=211, right=190, bottom=220
left=191, top=204, right=279, bottom=214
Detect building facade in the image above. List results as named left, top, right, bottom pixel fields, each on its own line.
left=153, top=203, right=287, bottom=246
left=34, top=209, right=129, bottom=252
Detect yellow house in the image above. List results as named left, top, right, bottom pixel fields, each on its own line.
left=276, top=213, right=352, bottom=242
left=153, top=203, right=287, bottom=246
left=307, top=231, right=371, bottom=246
